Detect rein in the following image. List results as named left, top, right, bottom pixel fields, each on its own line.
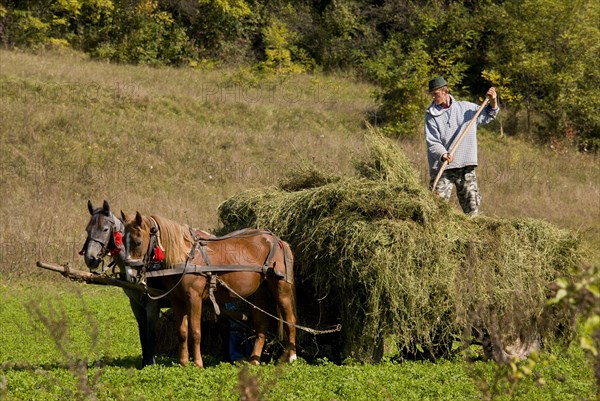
left=119, top=217, right=342, bottom=336
left=216, top=277, right=342, bottom=336
left=128, top=223, right=297, bottom=320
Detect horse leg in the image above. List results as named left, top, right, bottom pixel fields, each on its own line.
left=248, top=287, right=270, bottom=365
left=271, top=279, right=297, bottom=362
left=172, top=300, right=190, bottom=366
left=145, top=298, right=160, bottom=366
left=188, top=294, right=204, bottom=368
left=127, top=292, right=155, bottom=368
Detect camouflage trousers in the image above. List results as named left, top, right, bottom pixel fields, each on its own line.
left=430, top=166, right=481, bottom=216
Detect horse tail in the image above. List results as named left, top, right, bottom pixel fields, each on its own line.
left=277, top=240, right=296, bottom=341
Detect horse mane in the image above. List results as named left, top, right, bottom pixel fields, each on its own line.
left=151, top=215, right=195, bottom=267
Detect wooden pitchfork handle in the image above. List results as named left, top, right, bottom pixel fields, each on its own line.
left=431, top=96, right=490, bottom=191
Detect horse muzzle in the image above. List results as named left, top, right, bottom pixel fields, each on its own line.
left=84, top=255, right=102, bottom=269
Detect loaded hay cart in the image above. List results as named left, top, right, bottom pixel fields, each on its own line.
left=38, top=134, right=581, bottom=364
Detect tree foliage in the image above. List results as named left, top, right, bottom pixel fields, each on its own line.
left=483, top=0, right=600, bottom=150
left=92, top=0, right=192, bottom=65
left=1, top=0, right=598, bottom=147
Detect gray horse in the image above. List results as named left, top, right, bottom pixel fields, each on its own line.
left=81, top=200, right=167, bottom=367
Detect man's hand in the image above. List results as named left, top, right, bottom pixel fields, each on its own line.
left=487, top=87, right=498, bottom=108
left=442, top=153, right=454, bottom=163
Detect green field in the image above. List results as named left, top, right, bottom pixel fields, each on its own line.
left=1, top=50, right=598, bottom=400
left=0, top=282, right=596, bottom=401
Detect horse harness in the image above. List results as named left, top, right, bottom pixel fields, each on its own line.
left=84, top=215, right=342, bottom=336
left=130, top=220, right=292, bottom=314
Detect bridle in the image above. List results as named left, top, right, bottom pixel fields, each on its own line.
left=80, top=210, right=124, bottom=273
left=122, top=216, right=165, bottom=270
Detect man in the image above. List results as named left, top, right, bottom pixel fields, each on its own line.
left=425, top=76, right=498, bottom=216
left=224, top=301, right=253, bottom=362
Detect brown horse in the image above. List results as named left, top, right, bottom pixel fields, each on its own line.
left=120, top=211, right=297, bottom=368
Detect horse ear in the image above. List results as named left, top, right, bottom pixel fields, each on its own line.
left=120, top=210, right=127, bottom=222
left=102, top=200, right=111, bottom=215
left=88, top=200, right=94, bottom=215
left=135, top=211, right=143, bottom=226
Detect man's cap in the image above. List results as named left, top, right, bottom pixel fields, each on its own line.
left=428, top=76, right=448, bottom=92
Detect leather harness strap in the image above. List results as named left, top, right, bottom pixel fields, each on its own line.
left=143, top=263, right=284, bottom=278
left=140, top=228, right=288, bottom=312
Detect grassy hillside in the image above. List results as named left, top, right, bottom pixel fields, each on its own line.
left=0, top=49, right=372, bottom=279
left=0, top=49, right=598, bottom=281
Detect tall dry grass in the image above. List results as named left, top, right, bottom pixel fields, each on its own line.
left=0, top=49, right=371, bottom=279
left=0, top=49, right=598, bottom=281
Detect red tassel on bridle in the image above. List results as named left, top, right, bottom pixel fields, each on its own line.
left=107, top=231, right=123, bottom=256
left=153, top=246, right=164, bottom=262
left=79, top=231, right=123, bottom=257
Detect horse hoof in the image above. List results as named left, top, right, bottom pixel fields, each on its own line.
left=289, top=353, right=297, bottom=363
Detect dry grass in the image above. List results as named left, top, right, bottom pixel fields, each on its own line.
left=0, top=49, right=371, bottom=279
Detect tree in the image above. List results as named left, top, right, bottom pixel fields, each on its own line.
left=483, top=0, right=600, bottom=149
left=160, top=0, right=255, bottom=62
left=361, top=0, right=480, bottom=137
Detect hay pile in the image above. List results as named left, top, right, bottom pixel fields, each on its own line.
left=218, top=134, right=581, bottom=361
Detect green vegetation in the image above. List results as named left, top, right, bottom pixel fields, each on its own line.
left=0, top=50, right=598, bottom=399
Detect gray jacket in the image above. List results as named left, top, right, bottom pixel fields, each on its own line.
left=425, top=95, right=498, bottom=176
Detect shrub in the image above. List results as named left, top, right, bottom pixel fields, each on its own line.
left=90, top=0, right=193, bottom=65
left=256, top=17, right=310, bottom=75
